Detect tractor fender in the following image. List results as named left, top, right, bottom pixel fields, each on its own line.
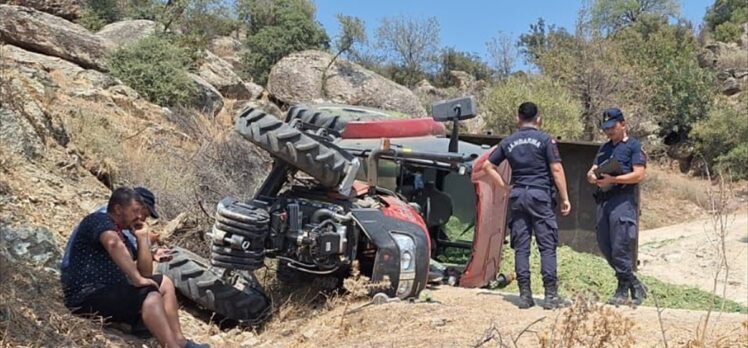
left=460, top=148, right=512, bottom=288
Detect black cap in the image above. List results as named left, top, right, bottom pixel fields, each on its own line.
left=601, top=108, right=624, bottom=129
left=134, top=187, right=159, bottom=219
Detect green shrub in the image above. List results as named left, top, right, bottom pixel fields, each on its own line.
left=692, top=96, right=748, bottom=179
left=108, top=35, right=196, bottom=107
left=705, top=0, right=748, bottom=44
left=714, top=21, right=744, bottom=43
left=78, top=8, right=107, bottom=32
left=241, top=0, right=329, bottom=85
left=482, top=75, right=584, bottom=140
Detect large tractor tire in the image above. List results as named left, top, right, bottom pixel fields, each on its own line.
left=286, top=104, right=397, bottom=133
left=157, top=247, right=271, bottom=323
left=235, top=106, right=353, bottom=189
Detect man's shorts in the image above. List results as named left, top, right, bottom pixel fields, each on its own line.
left=71, top=275, right=163, bottom=325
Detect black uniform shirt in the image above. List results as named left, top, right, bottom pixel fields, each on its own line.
left=593, top=136, right=647, bottom=192
left=488, top=127, right=561, bottom=190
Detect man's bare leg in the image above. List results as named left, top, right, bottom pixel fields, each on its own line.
left=159, top=275, right=187, bottom=345
left=141, top=292, right=180, bottom=348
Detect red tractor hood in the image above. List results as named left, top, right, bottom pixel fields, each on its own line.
left=341, top=118, right=446, bottom=139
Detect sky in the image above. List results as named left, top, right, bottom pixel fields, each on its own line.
left=314, top=0, right=715, bottom=70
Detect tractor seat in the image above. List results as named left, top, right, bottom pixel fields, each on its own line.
left=413, top=183, right=453, bottom=228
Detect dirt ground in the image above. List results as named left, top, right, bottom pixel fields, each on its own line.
left=248, top=286, right=747, bottom=348
left=638, top=210, right=748, bottom=306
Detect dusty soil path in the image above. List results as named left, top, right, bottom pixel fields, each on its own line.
left=254, top=286, right=747, bottom=348
left=638, top=210, right=748, bottom=305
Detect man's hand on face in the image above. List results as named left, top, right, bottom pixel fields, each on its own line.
left=133, top=222, right=150, bottom=239
left=596, top=174, right=616, bottom=187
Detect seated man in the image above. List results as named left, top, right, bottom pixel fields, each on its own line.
left=61, top=187, right=208, bottom=348
left=61, top=187, right=170, bottom=273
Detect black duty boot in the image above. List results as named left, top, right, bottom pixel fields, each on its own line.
left=629, top=277, right=648, bottom=306
left=517, top=282, right=535, bottom=309
left=608, top=279, right=629, bottom=306
left=542, top=285, right=570, bottom=310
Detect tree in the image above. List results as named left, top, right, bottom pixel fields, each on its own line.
left=237, top=0, right=317, bottom=36
left=519, top=11, right=628, bottom=140
left=433, top=48, right=492, bottom=87
left=322, top=14, right=366, bottom=96
left=376, top=16, right=440, bottom=87
left=483, top=75, right=584, bottom=140
left=692, top=94, right=748, bottom=179
left=589, top=0, right=681, bottom=34
left=616, top=18, right=715, bottom=138
left=704, top=0, right=748, bottom=43
left=518, top=18, right=574, bottom=67
left=240, top=0, right=329, bottom=84
left=486, top=31, right=516, bottom=79
left=333, top=14, right=367, bottom=61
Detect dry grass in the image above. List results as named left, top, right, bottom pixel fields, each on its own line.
left=122, top=108, right=269, bottom=257
left=64, top=105, right=270, bottom=258
left=539, top=294, right=636, bottom=348
left=716, top=48, right=748, bottom=71
left=0, top=254, right=137, bottom=347
left=640, top=166, right=712, bottom=229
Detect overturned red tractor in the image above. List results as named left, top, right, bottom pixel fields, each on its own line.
left=158, top=97, right=513, bottom=323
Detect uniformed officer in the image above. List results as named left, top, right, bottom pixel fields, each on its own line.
left=483, top=102, right=571, bottom=310
left=586, top=107, right=648, bottom=306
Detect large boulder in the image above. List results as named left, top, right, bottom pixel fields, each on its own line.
left=0, top=224, right=62, bottom=269
left=198, top=51, right=252, bottom=100
left=0, top=5, right=113, bottom=71
left=245, top=82, right=264, bottom=100
left=209, top=36, right=244, bottom=72
left=189, top=73, right=224, bottom=116
left=722, top=77, right=742, bottom=96
left=0, top=64, right=69, bottom=160
left=1, top=44, right=84, bottom=78
left=267, top=50, right=427, bottom=117
left=96, top=20, right=160, bottom=48
left=0, top=0, right=81, bottom=21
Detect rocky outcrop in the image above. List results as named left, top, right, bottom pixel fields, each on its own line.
left=0, top=0, right=81, bottom=21
left=245, top=82, right=264, bottom=100
left=209, top=36, right=244, bottom=72
left=96, top=20, right=161, bottom=48
left=413, top=79, right=449, bottom=99
left=267, top=50, right=426, bottom=117
left=198, top=51, right=252, bottom=100
left=0, top=224, right=62, bottom=268
left=700, top=42, right=748, bottom=96
left=1, top=44, right=84, bottom=78
left=722, top=77, right=741, bottom=95
left=189, top=73, right=224, bottom=116
left=0, top=5, right=113, bottom=71
left=0, top=58, right=69, bottom=160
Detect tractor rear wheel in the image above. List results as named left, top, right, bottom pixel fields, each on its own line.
left=235, top=106, right=353, bottom=189
left=156, top=247, right=271, bottom=323
left=285, top=104, right=396, bottom=132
